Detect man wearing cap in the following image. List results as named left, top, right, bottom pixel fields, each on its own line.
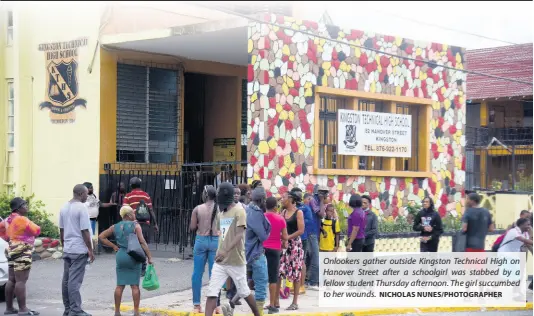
left=306, top=185, right=328, bottom=291
left=204, top=182, right=260, bottom=316
left=123, top=177, right=158, bottom=276
left=245, top=187, right=271, bottom=315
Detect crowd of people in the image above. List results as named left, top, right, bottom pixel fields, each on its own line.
left=188, top=181, right=381, bottom=315
left=0, top=179, right=532, bottom=316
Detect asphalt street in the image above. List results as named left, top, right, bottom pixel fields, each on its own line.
left=0, top=254, right=532, bottom=316
left=0, top=253, right=201, bottom=315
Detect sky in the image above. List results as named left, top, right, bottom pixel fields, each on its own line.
left=295, top=1, right=533, bottom=50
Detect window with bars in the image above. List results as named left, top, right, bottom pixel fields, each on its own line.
left=116, top=63, right=180, bottom=164
left=314, top=87, right=431, bottom=176
left=6, top=10, right=13, bottom=46
left=318, top=96, right=351, bottom=169
left=358, top=99, right=386, bottom=171
left=395, top=104, right=420, bottom=172
left=241, top=79, right=247, bottom=162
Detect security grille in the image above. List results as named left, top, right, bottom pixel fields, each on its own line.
left=241, top=79, right=247, bottom=161
left=116, top=61, right=181, bottom=164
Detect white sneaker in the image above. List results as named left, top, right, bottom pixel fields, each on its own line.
left=222, top=303, right=234, bottom=316
left=308, top=285, right=320, bottom=291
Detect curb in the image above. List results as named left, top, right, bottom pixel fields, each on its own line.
left=121, top=302, right=533, bottom=316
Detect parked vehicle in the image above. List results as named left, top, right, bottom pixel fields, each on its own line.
left=0, top=236, right=9, bottom=301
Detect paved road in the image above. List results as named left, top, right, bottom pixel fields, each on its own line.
left=383, top=312, right=532, bottom=316
left=0, top=253, right=201, bottom=315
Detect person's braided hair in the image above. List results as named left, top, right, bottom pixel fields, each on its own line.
left=203, top=185, right=218, bottom=237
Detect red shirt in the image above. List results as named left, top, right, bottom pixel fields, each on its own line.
left=263, top=212, right=287, bottom=251
left=123, top=188, right=153, bottom=222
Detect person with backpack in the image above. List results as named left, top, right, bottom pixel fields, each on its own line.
left=498, top=217, right=533, bottom=300
left=319, top=204, right=340, bottom=252
left=123, top=177, right=158, bottom=277
left=189, top=185, right=222, bottom=314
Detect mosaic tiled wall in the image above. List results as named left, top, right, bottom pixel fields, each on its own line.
left=247, top=14, right=467, bottom=219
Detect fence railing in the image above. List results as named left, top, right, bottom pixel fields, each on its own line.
left=465, top=126, right=533, bottom=148
left=98, top=161, right=248, bottom=257
left=465, top=126, right=533, bottom=192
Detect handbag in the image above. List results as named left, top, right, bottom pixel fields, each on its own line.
left=121, top=222, right=146, bottom=263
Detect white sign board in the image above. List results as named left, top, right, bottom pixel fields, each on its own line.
left=337, top=110, right=412, bottom=158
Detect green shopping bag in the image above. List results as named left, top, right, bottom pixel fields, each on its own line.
left=142, top=264, right=160, bottom=291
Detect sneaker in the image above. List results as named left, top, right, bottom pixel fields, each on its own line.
left=267, top=306, right=279, bottom=314
left=221, top=303, right=234, bottom=316
left=308, top=285, right=320, bottom=291
left=71, top=312, right=92, bottom=316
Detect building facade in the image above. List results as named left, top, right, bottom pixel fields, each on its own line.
left=464, top=44, right=533, bottom=192
left=0, top=3, right=467, bottom=226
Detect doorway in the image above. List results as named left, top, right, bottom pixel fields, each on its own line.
left=183, top=73, right=207, bottom=163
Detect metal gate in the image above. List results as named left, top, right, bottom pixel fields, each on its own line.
left=99, top=161, right=247, bottom=257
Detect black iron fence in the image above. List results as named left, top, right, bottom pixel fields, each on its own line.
left=465, top=126, right=533, bottom=192
left=98, top=161, right=248, bottom=257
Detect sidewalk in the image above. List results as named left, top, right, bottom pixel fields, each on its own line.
left=121, top=286, right=534, bottom=316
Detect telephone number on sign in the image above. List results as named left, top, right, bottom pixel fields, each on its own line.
left=365, top=145, right=409, bottom=153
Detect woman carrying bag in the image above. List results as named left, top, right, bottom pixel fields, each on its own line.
left=99, top=206, right=154, bottom=316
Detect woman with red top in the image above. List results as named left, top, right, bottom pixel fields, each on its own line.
left=263, top=196, right=288, bottom=314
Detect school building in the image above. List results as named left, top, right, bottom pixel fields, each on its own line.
left=1, top=2, right=469, bottom=231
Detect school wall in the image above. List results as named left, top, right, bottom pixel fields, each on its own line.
left=5, top=4, right=102, bottom=222
left=247, top=15, right=467, bottom=219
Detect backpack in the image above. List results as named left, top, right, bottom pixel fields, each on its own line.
left=136, top=200, right=150, bottom=222
left=321, top=218, right=337, bottom=236
left=492, top=230, right=514, bottom=252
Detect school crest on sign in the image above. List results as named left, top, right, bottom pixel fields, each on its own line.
left=38, top=38, right=88, bottom=124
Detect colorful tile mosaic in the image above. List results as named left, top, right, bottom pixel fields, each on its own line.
left=247, top=14, right=467, bottom=219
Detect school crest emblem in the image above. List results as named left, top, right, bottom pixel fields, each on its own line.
left=38, top=38, right=88, bottom=124
left=343, top=124, right=358, bottom=149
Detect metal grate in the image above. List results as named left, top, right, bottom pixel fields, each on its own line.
left=241, top=79, right=247, bottom=161
left=395, top=103, right=419, bottom=172
left=116, top=61, right=182, bottom=164
left=319, top=96, right=349, bottom=169
left=358, top=99, right=386, bottom=170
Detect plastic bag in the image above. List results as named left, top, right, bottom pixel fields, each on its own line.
left=142, top=264, right=160, bottom=291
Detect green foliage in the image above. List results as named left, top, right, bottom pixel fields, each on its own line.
left=333, top=200, right=350, bottom=234
left=514, top=172, right=533, bottom=192
left=378, top=215, right=413, bottom=233
left=0, top=186, right=59, bottom=238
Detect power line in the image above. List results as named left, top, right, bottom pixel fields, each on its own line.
left=369, top=9, right=518, bottom=46
left=186, top=2, right=533, bottom=86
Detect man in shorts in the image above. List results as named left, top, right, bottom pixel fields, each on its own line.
left=204, top=182, right=260, bottom=316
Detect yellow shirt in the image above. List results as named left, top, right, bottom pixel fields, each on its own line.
left=319, top=218, right=340, bottom=251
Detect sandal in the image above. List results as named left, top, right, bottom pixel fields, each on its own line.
left=4, top=310, right=18, bottom=315
left=18, top=311, right=40, bottom=316
left=286, top=303, right=299, bottom=310
left=193, top=305, right=202, bottom=313
left=264, top=305, right=280, bottom=309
